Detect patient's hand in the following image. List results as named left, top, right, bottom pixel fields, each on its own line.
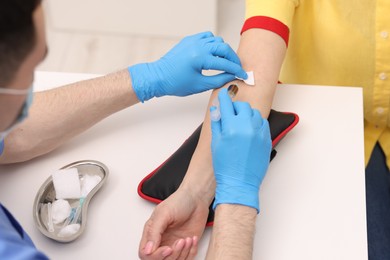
left=139, top=187, right=210, bottom=259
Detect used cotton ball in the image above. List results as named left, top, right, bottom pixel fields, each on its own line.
left=58, top=224, right=80, bottom=237
left=51, top=199, right=72, bottom=224
left=80, top=174, right=102, bottom=197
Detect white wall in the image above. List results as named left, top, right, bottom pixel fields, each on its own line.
left=46, top=0, right=217, bottom=38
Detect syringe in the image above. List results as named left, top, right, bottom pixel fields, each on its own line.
left=210, top=84, right=239, bottom=121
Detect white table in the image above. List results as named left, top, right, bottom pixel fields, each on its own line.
left=0, top=71, right=367, bottom=259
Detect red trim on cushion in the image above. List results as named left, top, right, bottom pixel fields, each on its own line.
left=137, top=157, right=170, bottom=204
left=241, top=16, right=289, bottom=46
left=206, top=221, right=214, bottom=227
left=272, top=112, right=299, bottom=147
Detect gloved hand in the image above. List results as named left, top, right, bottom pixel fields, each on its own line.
left=128, top=31, right=247, bottom=102
left=210, top=88, right=272, bottom=213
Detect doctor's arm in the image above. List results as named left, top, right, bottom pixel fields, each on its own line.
left=205, top=89, right=271, bottom=259
left=206, top=205, right=257, bottom=260
left=0, top=32, right=245, bottom=164
left=0, top=70, right=136, bottom=163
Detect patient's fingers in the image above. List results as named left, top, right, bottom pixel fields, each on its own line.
left=164, top=239, right=186, bottom=260
left=139, top=208, right=171, bottom=256
left=177, top=237, right=197, bottom=260
left=163, top=236, right=198, bottom=260
left=187, top=236, right=199, bottom=259
left=139, top=245, right=173, bottom=260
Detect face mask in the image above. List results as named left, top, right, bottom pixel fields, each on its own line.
left=0, top=85, right=34, bottom=140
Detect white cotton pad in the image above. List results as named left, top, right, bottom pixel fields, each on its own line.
left=80, top=174, right=102, bottom=197
left=57, top=224, right=80, bottom=238
left=52, top=168, right=81, bottom=199
left=243, top=71, right=255, bottom=85
left=236, top=71, right=255, bottom=86
left=51, top=199, right=72, bottom=224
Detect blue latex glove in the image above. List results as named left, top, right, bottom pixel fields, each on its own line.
left=128, top=31, right=247, bottom=102
left=210, top=88, right=272, bottom=213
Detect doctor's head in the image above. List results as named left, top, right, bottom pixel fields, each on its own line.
left=0, top=0, right=47, bottom=133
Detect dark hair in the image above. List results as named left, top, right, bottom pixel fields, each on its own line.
left=0, top=0, right=42, bottom=85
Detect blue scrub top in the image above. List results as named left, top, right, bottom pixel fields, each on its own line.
left=0, top=140, right=49, bottom=259
left=0, top=139, right=4, bottom=155
left=0, top=205, right=48, bottom=259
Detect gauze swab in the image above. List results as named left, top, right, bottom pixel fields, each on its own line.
left=236, top=71, right=255, bottom=86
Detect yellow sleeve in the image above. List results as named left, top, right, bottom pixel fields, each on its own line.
left=246, top=0, right=299, bottom=29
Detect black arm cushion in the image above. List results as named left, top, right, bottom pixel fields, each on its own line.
left=138, top=109, right=299, bottom=225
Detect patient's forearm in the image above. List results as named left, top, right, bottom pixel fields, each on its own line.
left=235, top=29, right=287, bottom=117
left=180, top=29, right=286, bottom=202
